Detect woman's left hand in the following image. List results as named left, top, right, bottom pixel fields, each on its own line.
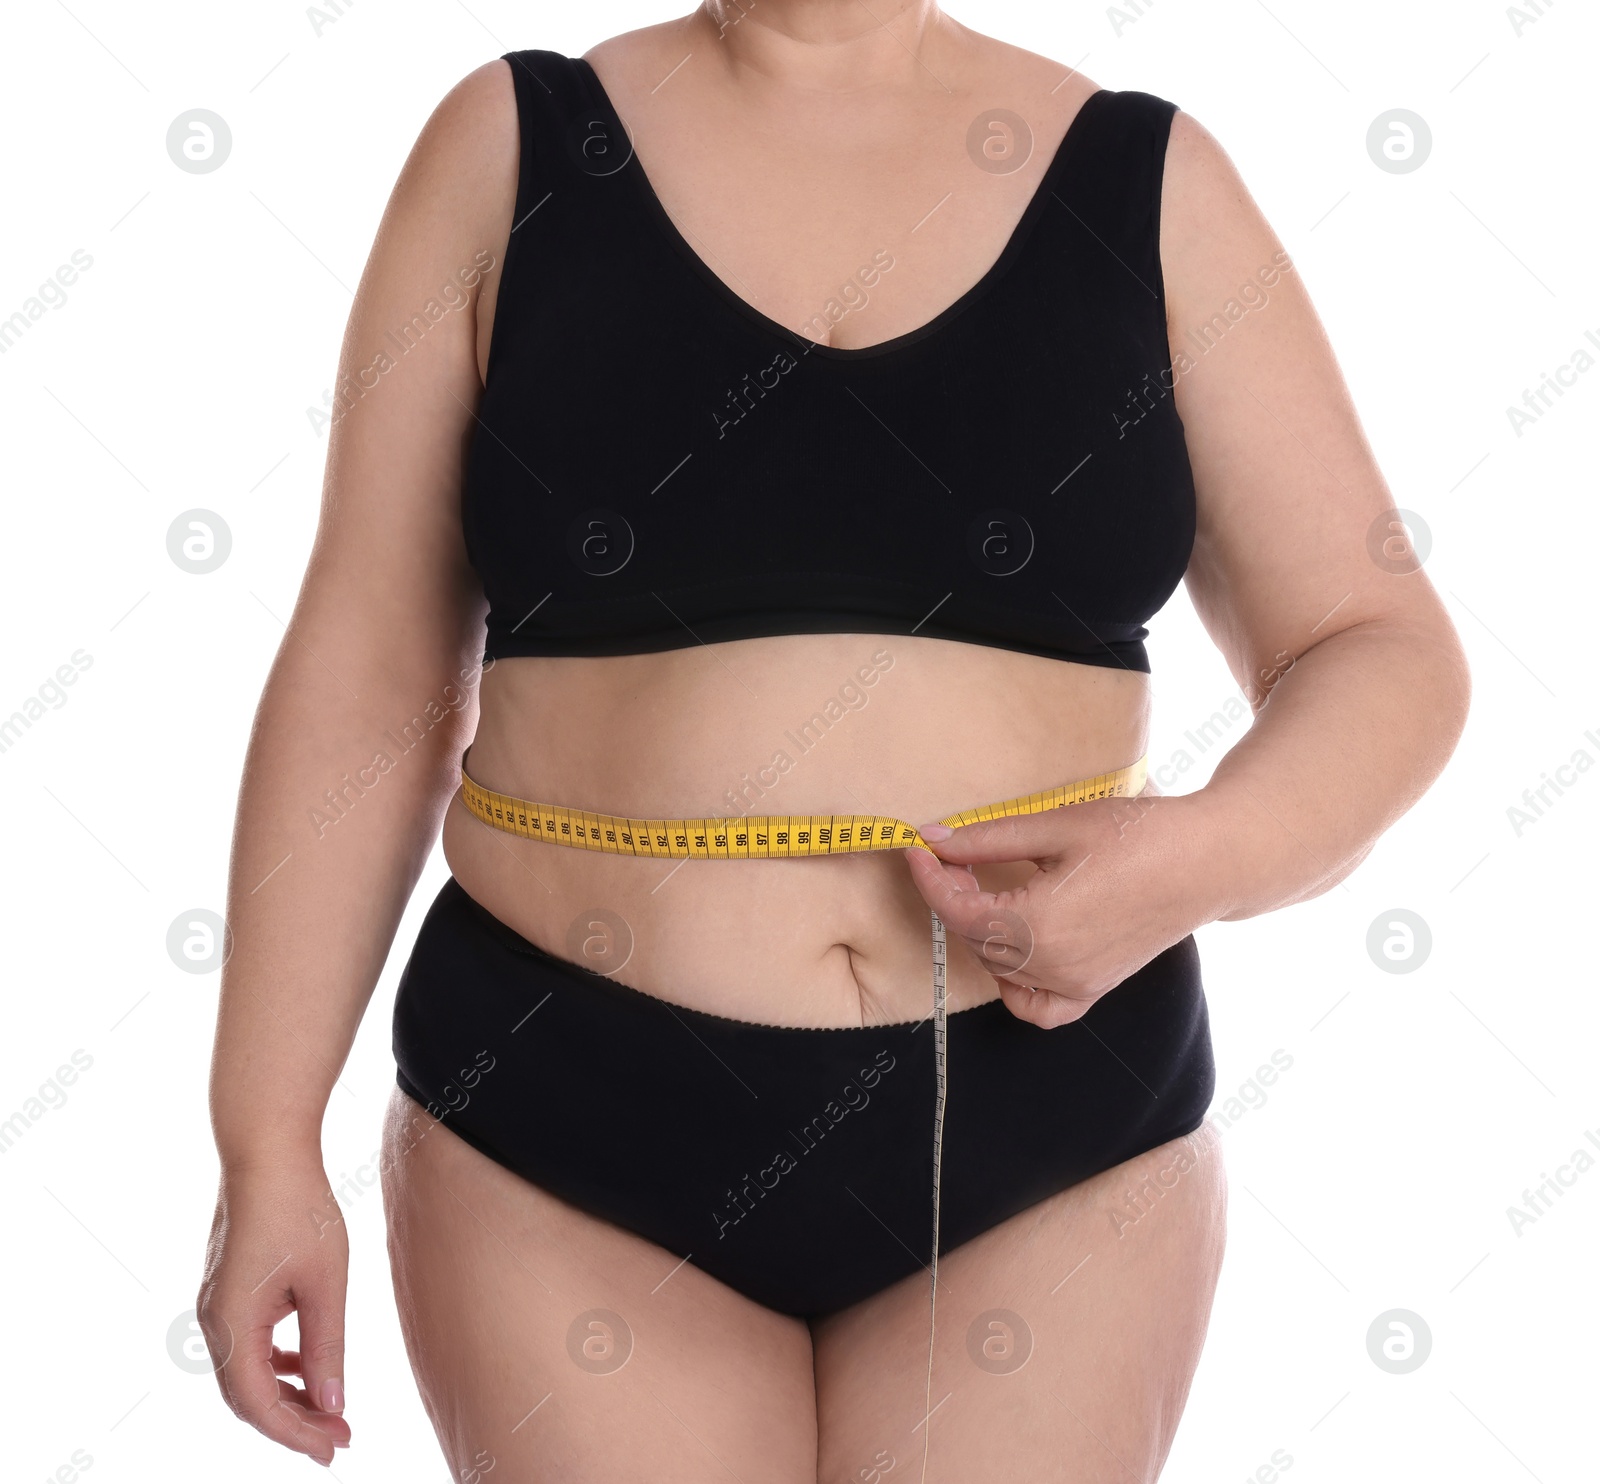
left=902, top=789, right=1229, bottom=1029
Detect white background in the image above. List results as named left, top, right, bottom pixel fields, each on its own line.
left=2, top=1, right=1596, bottom=1480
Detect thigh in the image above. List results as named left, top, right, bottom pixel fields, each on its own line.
left=811, top=1122, right=1227, bottom=1483
left=379, top=1087, right=819, bottom=1484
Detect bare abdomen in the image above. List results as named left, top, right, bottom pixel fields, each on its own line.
left=441, top=631, right=1149, bottom=1026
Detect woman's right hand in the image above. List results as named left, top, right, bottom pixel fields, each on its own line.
left=196, top=1160, right=353, bottom=1466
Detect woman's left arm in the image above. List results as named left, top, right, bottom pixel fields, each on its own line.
left=1159, top=109, right=1470, bottom=914
left=905, top=110, right=1471, bottom=1028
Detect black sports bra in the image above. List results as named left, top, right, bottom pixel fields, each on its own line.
left=463, top=49, right=1195, bottom=672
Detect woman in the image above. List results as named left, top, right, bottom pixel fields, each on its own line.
left=197, top=2, right=1469, bottom=1478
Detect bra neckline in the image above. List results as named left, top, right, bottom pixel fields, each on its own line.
left=572, top=54, right=1109, bottom=364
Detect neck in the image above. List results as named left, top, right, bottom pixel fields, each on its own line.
left=692, top=0, right=950, bottom=94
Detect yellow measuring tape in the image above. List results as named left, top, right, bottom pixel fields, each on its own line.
left=459, top=755, right=1147, bottom=859
left=458, top=752, right=1148, bottom=1477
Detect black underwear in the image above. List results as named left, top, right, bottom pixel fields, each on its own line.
left=462, top=50, right=1196, bottom=672
left=392, top=877, right=1214, bottom=1317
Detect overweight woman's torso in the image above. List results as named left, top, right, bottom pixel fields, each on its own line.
left=441, top=23, right=1176, bottom=1027
left=443, top=642, right=1150, bottom=1025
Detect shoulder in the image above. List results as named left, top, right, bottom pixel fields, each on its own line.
left=1163, top=109, right=1254, bottom=225
left=348, top=58, right=522, bottom=347
left=417, top=57, right=519, bottom=163
left=943, top=22, right=1108, bottom=131
left=580, top=18, right=696, bottom=90
left=1157, top=108, right=1293, bottom=326
left=383, top=59, right=519, bottom=230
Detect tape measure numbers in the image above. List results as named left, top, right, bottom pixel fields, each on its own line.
left=458, top=756, right=1148, bottom=860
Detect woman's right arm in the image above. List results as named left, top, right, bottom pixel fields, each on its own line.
left=196, top=59, right=518, bottom=1466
